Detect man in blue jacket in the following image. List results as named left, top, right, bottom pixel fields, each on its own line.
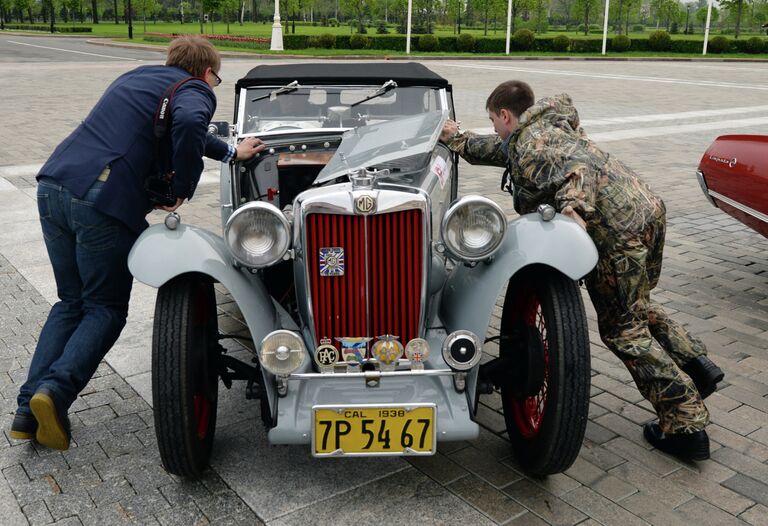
left=10, top=36, right=264, bottom=450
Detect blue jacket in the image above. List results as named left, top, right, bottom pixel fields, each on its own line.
left=38, top=65, right=230, bottom=233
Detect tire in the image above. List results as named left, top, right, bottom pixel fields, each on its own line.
left=152, top=275, right=219, bottom=478
left=500, top=267, right=590, bottom=476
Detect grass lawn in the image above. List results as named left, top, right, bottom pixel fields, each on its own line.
left=15, top=20, right=768, bottom=42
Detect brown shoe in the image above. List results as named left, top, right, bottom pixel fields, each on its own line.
left=30, top=388, right=70, bottom=450
left=9, top=413, right=37, bottom=440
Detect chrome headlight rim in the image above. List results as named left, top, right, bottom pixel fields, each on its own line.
left=440, top=195, right=507, bottom=262
left=224, top=201, right=291, bottom=269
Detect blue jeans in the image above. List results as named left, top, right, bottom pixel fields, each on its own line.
left=17, top=177, right=137, bottom=416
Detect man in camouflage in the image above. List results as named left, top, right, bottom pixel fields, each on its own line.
left=442, top=80, right=723, bottom=460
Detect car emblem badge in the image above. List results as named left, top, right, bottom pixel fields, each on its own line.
left=314, top=338, right=339, bottom=373
left=355, top=194, right=376, bottom=214
left=335, top=337, right=372, bottom=369
left=319, top=247, right=344, bottom=277
left=372, top=335, right=404, bottom=372
left=405, top=338, right=431, bottom=371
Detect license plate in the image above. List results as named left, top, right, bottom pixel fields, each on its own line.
left=312, top=404, right=436, bottom=456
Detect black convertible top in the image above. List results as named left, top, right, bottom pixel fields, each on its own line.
left=236, top=62, right=450, bottom=90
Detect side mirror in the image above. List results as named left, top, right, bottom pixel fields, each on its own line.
left=208, top=121, right=230, bottom=138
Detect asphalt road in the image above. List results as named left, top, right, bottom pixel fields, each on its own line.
left=0, top=35, right=767, bottom=525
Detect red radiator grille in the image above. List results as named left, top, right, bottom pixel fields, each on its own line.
left=305, top=210, right=423, bottom=354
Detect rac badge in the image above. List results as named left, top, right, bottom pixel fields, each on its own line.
left=355, top=194, right=376, bottom=214
left=314, top=338, right=339, bottom=373
left=319, top=247, right=345, bottom=277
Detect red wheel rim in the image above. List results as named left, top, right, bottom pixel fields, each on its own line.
left=193, top=394, right=210, bottom=440
left=509, top=290, right=549, bottom=439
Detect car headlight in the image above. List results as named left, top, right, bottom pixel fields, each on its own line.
left=441, top=196, right=506, bottom=261
left=225, top=202, right=291, bottom=268
left=259, top=330, right=306, bottom=375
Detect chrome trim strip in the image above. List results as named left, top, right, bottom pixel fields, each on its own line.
left=236, top=87, right=247, bottom=136
left=291, top=368, right=454, bottom=379
left=695, top=170, right=716, bottom=206
left=709, top=189, right=768, bottom=224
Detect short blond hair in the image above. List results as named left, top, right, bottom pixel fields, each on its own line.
left=166, top=36, right=221, bottom=77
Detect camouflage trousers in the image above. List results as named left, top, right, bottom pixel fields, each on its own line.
left=585, top=213, right=710, bottom=434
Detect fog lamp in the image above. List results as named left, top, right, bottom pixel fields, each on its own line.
left=442, top=330, right=482, bottom=371
left=259, top=330, right=306, bottom=375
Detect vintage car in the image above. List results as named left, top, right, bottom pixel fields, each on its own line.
left=128, top=63, right=598, bottom=478
left=697, top=134, right=768, bottom=237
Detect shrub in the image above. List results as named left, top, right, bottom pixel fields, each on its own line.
left=456, top=32, right=476, bottom=52
left=632, top=24, right=644, bottom=32
left=670, top=21, right=679, bottom=34
left=317, top=33, right=336, bottom=48
left=611, top=34, right=631, bottom=52
left=418, top=34, right=439, bottom=51
left=349, top=33, right=368, bottom=49
left=375, top=20, right=388, bottom=34
left=552, top=34, right=570, bottom=51
left=437, top=36, right=458, bottom=52
left=745, top=36, right=765, bottom=54
left=475, top=37, right=506, bottom=53
left=708, top=35, right=731, bottom=53
left=512, top=28, right=536, bottom=50
left=570, top=38, right=602, bottom=52
left=283, top=34, right=311, bottom=49
left=367, top=35, right=407, bottom=51
left=327, top=17, right=338, bottom=27
left=648, top=30, right=672, bottom=51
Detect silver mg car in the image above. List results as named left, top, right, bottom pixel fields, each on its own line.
left=128, top=63, right=599, bottom=478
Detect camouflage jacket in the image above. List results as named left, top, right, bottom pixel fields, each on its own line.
left=446, top=94, right=665, bottom=244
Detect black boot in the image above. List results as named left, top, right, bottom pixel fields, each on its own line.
left=682, top=356, right=724, bottom=399
left=643, top=422, right=710, bottom=461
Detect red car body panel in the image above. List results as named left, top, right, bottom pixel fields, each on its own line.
left=697, top=135, right=768, bottom=238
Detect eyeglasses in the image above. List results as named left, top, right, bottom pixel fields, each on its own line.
left=210, top=69, right=222, bottom=86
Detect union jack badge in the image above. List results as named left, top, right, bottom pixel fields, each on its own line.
left=319, top=247, right=345, bottom=277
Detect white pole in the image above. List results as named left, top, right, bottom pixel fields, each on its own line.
left=270, top=0, right=283, bottom=51
left=406, top=0, right=413, bottom=54
left=601, top=0, right=610, bottom=55
left=702, top=0, right=713, bottom=55
left=505, top=0, right=512, bottom=54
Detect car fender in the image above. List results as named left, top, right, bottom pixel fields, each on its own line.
left=128, top=223, right=279, bottom=338
left=440, top=213, right=598, bottom=337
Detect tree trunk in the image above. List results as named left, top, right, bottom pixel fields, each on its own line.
left=239, top=0, right=244, bottom=25
left=615, top=0, right=623, bottom=32
left=252, top=0, right=257, bottom=22
left=734, top=0, right=743, bottom=38
left=114, top=0, right=119, bottom=22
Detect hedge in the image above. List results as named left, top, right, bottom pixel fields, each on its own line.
left=3, top=24, right=92, bottom=32
left=139, top=31, right=765, bottom=55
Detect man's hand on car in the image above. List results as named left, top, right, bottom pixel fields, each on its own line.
left=440, top=119, right=460, bottom=143
left=236, top=137, right=267, bottom=160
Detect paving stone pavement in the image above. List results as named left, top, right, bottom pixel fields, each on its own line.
left=0, top=53, right=767, bottom=525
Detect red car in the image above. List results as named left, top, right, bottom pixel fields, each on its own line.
left=697, top=135, right=768, bottom=237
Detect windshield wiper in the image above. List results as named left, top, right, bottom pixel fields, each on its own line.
left=251, top=80, right=300, bottom=102
left=350, top=80, right=397, bottom=107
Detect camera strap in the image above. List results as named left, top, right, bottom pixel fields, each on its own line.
left=153, top=76, right=198, bottom=140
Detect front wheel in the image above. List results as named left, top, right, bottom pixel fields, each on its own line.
left=500, top=268, right=590, bottom=476
left=152, top=275, right=220, bottom=478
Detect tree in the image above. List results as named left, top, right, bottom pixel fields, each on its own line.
left=721, top=0, right=751, bottom=37
left=135, top=0, right=157, bottom=30
left=221, top=0, right=239, bottom=32
left=340, top=0, right=368, bottom=32
left=203, top=0, right=222, bottom=32
left=572, top=0, right=598, bottom=33
left=695, top=3, right=718, bottom=29
left=532, top=0, right=549, bottom=31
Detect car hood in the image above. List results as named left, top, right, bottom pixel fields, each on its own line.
left=314, top=110, right=448, bottom=185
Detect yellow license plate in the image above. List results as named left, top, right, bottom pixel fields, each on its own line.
left=313, top=404, right=436, bottom=456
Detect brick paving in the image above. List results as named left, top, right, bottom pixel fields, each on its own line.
left=0, top=47, right=767, bottom=524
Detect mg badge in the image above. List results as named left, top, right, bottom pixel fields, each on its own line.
left=335, top=337, right=371, bottom=368
left=372, top=335, right=404, bottom=372
left=319, top=247, right=344, bottom=277
left=314, top=342, right=339, bottom=373
left=355, top=194, right=376, bottom=214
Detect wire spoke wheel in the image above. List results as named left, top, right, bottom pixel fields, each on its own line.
left=152, top=275, right=220, bottom=478
left=501, top=268, right=591, bottom=476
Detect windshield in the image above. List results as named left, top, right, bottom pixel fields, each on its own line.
left=239, top=85, right=443, bottom=135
